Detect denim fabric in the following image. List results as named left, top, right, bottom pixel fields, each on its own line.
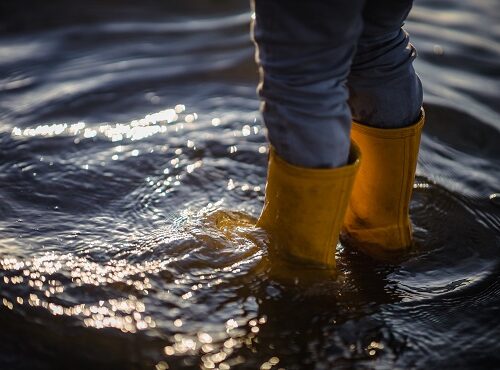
left=252, top=0, right=423, bottom=168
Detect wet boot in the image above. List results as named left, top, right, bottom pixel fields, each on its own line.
left=257, top=143, right=361, bottom=269
left=343, top=111, right=425, bottom=256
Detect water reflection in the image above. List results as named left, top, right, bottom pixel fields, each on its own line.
left=1, top=0, right=499, bottom=368
left=12, top=105, right=185, bottom=142
left=1, top=101, right=500, bottom=368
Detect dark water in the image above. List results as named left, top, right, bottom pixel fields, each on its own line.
left=1, top=0, right=499, bottom=369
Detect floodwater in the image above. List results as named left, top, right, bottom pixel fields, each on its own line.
left=0, top=0, right=499, bottom=369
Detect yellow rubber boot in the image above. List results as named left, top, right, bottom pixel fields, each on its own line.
left=257, top=143, right=361, bottom=268
left=343, top=111, right=425, bottom=256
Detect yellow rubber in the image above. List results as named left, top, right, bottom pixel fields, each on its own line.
left=343, top=111, right=425, bottom=254
left=257, top=143, right=361, bottom=268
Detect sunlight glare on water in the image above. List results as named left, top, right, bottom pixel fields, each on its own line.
left=0, top=0, right=499, bottom=369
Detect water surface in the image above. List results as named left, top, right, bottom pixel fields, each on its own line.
left=0, top=0, right=499, bottom=369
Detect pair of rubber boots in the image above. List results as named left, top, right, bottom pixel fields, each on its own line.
left=257, top=111, right=425, bottom=268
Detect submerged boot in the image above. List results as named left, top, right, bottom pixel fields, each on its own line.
left=257, top=144, right=361, bottom=268
left=343, top=111, right=425, bottom=255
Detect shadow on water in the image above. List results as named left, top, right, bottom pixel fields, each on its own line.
left=0, top=0, right=499, bottom=369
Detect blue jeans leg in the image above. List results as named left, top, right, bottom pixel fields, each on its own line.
left=348, top=0, right=423, bottom=128
left=252, top=0, right=365, bottom=168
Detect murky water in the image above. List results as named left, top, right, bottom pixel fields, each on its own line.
left=1, top=0, right=499, bottom=369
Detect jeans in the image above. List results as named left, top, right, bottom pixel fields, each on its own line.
left=252, top=0, right=423, bottom=168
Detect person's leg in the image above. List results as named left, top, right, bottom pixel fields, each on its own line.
left=343, top=0, right=425, bottom=256
left=252, top=0, right=364, bottom=268
left=347, top=0, right=423, bottom=128
left=252, top=0, right=365, bottom=168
